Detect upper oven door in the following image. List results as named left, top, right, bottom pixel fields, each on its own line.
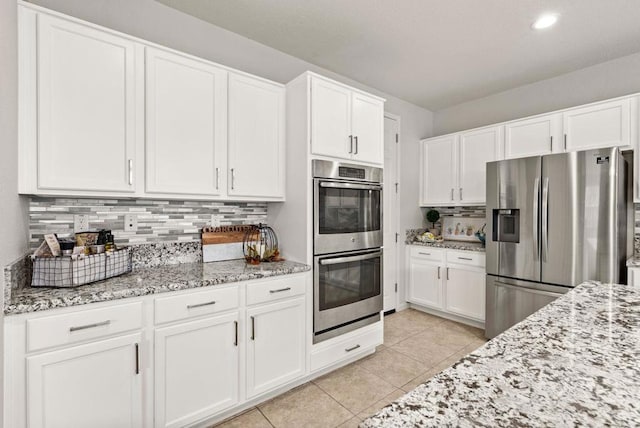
left=314, top=179, right=382, bottom=254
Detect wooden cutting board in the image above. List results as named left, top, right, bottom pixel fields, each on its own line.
left=202, top=225, right=255, bottom=262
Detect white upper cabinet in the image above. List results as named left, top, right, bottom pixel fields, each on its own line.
left=228, top=73, right=285, bottom=199
left=563, top=98, right=633, bottom=151
left=18, top=4, right=287, bottom=201
left=310, top=75, right=384, bottom=165
left=145, top=47, right=228, bottom=197
left=351, top=92, right=384, bottom=164
left=30, top=12, right=138, bottom=194
left=458, top=126, right=503, bottom=205
left=421, top=126, right=503, bottom=206
left=311, top=77, right=352, bottom=159
left=420, top=135, right=457, bottom=205
left=504, top=113, right=562, bottom=159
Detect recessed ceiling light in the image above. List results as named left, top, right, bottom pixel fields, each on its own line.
left=532, top=14, right=559, bottom=30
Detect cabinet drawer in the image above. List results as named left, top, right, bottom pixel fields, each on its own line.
left=310, top=325, right=383, bottom=372
left=246, top=275, right=306, bottom=306
left=409, top=246, right=445, bottom=262
left=27, top=301, right=143, bottom=353
left=446, top=250, right=486, bottom=268
left=155, top=286, right=239, bottom=325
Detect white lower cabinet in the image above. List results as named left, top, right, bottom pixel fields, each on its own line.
left=407, top=246, right=486, bottom=323
left=444, top=265, right=486, bottom=321
left=154, top=313, right=239, bottom=428
left=246, top=297, right=306, bottom=398
left=27, top=333, right=143, bottom=428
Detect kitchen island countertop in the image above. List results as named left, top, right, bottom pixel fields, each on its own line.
left=5, top=260, right=310, bottom=315
left=407, top=240, right=486, bottom=252
left=362, top=280, right=640, bottom=427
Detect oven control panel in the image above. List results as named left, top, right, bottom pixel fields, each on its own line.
left=338, top=166, right=366, bottom=180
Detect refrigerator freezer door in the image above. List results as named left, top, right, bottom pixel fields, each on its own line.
left=486, top=156, right=541, bottom=282
left=541, top=148, right=624, bottom=286
left=485, top=275, right=569, bottom=338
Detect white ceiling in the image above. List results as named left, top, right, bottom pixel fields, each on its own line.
left=155, top=0, right=640, bottom=110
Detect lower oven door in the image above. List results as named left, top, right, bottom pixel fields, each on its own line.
left=314, top=249, right=383, bottom=336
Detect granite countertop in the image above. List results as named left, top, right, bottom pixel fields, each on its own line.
left=408, top=240, right=486, bottom=252
left=362, top=281, right=640, bottom=427
left=5, top=260, right=310, bottom=315
left=626, top=256, right=640, bottom=267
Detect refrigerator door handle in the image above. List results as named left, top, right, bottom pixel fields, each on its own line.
left=533, top=177, right=540, bottom=260
left=541, top=177, right=549, bottom=262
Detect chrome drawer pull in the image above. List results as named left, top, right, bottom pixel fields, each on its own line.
left=457, top=257, right=473, bottom=261
left=187, top=300, right=217, bottom=309
left=269, top=287, right=292, bottom=294
left=69, top=320, right=111, bottom=332
left=345, top=344, right=361, bottom=352
left=418, top=252, right=431, bottom=256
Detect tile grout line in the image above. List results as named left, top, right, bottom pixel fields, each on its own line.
left=256, top=406, right=277, bottom=428
left=311, top=378, right=362, bottom=423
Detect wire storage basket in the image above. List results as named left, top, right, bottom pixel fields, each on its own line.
left=31, top=247, right=132, bottom=287
left=242, top=224, right=281, bottom=264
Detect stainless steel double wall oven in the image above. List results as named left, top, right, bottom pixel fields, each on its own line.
left=313, top=160, right=383, bottom=343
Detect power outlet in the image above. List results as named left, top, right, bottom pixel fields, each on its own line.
left=73, top=215, right=90, bottom=233
left=210, top=215, right=221, bottom=228
left=124, top=214, right=138, bottom=232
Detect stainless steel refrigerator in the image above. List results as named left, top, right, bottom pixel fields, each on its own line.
left=485, top=147, right=627, bottom=338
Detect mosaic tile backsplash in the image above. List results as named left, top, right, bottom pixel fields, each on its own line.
left=29, top=197, right=267, bottom=250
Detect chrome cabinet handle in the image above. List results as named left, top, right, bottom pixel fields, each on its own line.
left=234, top=320, right=238, bottom=346
left=230, top=168, right=235, bottom=190
left=542, top=177, right=549, bottom=262
left=437, top=266, right=440, bottom=279
left=135, top=343, right=140, bottom=375
left=446, top=267, right=450, bottom=280
left=564, top=134, right=567, bottom=150
left=354, top=136, right=359, bottom=155
left=459, top=188, right=462, bottom=200
left=69, top=320, right=110, bottom=332
left=187, top=300, right=216, bottom=309
left=457, top=257, right=473, bottom=261
left=250, top=316, right=255, bottom=340
left=128, top=159, right=133, bottom=185
left=349, top=135, right=353, bottom=154
left=550, top=136, right=553, bottom=152
left=451, top=188, right=454, bottom=201
left=215, top=167, right=220, bottom=190
left=533, top=177, right=540, bottom=260
left=345, top=344, right=361, bottom=352
left=418, top=252, right=431, bottom=256
left=269, top=287, right=292, bottom=294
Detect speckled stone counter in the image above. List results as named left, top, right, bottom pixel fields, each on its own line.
left=362, top=281, right=640, bottom=427
left=626, top=256, right=640, bottom=267
left=407, top=240, right=486, bottom=252
left=5, top=260, right=310, bottom=315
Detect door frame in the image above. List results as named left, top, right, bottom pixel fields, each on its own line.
left=383, top=112, right=401, bottom=313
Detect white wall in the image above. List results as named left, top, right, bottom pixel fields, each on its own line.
left=434, top=51, right=640, bottom=135
left=1, top=0, right=30, bottom=424
left=25, top=0, right=432, bottom=300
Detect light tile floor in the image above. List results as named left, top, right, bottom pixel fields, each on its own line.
left=214, top=309, right=487, bottom=428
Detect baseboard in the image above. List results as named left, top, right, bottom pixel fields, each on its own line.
left=408, top=303, right=485, bottom=329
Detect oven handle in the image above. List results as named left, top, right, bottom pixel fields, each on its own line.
left=319, top=251, right=382, bottom=265
left=319, top=181, right=382, bottom=191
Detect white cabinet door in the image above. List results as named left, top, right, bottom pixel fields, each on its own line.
left=311, top=77, right=352, bottom=159
left=228, top=73, right=285, bottom=198
left=352, top=92, right=384, bottom=164
left=504, top=114, right=561, bottom=159
left=458, top=126, right=503, bottom=205
left=246, top=297, right=306, bottom=398
left=563, top=98, right=631, bottom=151
left=420, top=136, right=457, bottom=205
left=408, top=257, right=443, bottom=309
left=145, top=47, right=227, bottom=196
left=155, top=313, right=239, bottom=428
left=444, top=266, right=485, bottom=321
left=27, top=333, right=143, bottom=428
left=36, top=13, right=137, bottom=193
